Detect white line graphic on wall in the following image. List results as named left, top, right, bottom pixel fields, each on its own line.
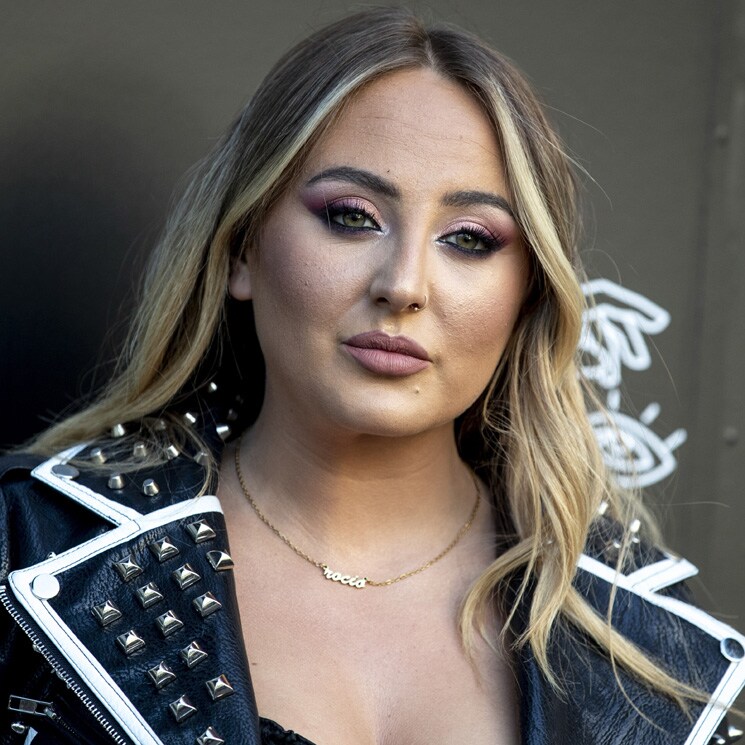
left=581, top=278, right=687, bottom=488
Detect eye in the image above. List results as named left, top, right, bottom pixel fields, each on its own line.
left=440, top=226, right=505, bottom=255
left=319, top=198, right=381, bottom=233
left=331, top=209, right=377, bottom=229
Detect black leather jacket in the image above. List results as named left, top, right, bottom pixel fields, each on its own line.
left=1, top=403, right=744, bottom=744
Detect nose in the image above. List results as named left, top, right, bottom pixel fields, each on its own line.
left=368, top=234, right=430, bottom=314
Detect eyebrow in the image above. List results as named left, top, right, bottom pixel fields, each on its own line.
left=441, top=190, right=515, bottom=218
left=304, top=166, right=515, bottom=218
left=306, top=167, right=399, bottom=199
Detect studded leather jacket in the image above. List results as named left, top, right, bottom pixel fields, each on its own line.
left=1, top=402, right=744, bottom=744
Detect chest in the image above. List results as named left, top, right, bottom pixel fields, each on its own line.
left=230, top=538, right=519, bottom=745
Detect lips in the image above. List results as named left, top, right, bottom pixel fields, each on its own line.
left=343, top=331, right=431, bottom=377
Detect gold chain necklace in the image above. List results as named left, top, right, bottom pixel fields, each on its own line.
left=233, top=436, right=481, bottom=589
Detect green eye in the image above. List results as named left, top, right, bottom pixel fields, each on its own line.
left=454, top=233, right=480, bottom=250
left=333, top=211, right=372, bottom=228
left=440, top=228, right=503, bottom=256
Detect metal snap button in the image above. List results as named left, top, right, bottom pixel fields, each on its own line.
left=720, top=637, right=745, bottom=662
left=31, top=574, right=60, bottom=599
left=51, top=463, right=79, bottom=479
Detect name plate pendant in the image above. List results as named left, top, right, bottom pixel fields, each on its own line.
left=321, top=565, right=367, bottom=589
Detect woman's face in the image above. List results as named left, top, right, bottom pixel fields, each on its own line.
left=230, top=67, right=530, bottom=438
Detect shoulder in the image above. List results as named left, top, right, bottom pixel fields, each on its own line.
left=0, top=449, right=120, bottom=581
left=572, top=517, right=745, bottom=744
left=0, top=437, right=210, bottom=582
left=0, top=451, right=45, bottom=483
left=579, top=515, right=697, bottom=599
left=0, top=401, right=228, bottom=576
left=11, top=438, right=215, bottom=514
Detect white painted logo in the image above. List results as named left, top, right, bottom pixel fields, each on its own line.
left=581, top=279, right=687, bottom=488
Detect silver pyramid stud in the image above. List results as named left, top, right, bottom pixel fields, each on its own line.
left=183, top=412, right=198, bottom=426
left=90, top=447, right=107, bottom=465
left=597, top=500, right=609, bottom=516
left=147, top=661, right=176, bottom=689
left=149, top=536, right=180, bottom=562
left=10, top=722, right=28, bottom=735
left=91, top=599, right=122, bottom=627
left=193, top=592, right=222, bottom=618
left=185, top=519, right=216, bottom=544
left=136, top=582, right=164, bottom=609
left=111, top=423, right=126, bottom=438
left=206, top=551, right=234, bottom=572
left=169, top=695, right=197, bottom=723
left=727, top=725, right=744, bottom=741
left=156, top=610, right=184, bottom=638
left=133, top=441, right=148, bottom=459
left=113, top=555, right=143, bottom=582
left=116, top=629, right=145, bottom=655
left=180, top=640, right=208, bottom=668
left=197, top=726, right=225, bottom=745
left=215, top=424, right=231, bottom=441
left=51, top=463, right=79, bottom=479
left=207, top=381, right=218, bottom=393
left=107, top=473, right=125, bottom=490
left=205, top=674, right=234, bottom=701
left=194, top=450, right=210, bottom=466
left=153, top=418, right=167, bottom=431
left=172, top=563, right=201, bottom=590
left=164, top=443, right=180, bottom=460
left=142, top=479, right=160, bottom=497
left=226, top=408, right=238, bottom=422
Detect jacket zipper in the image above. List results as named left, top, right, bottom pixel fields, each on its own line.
left=8, top=695, right=81, bottom=740
left=0, top=584, right=130, bottom=745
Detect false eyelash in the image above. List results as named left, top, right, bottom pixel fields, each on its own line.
left=440, top=225, right=507, bottom=256
left=317, top=198, right=381, bottom=233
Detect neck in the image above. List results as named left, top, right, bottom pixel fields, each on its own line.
left=232, top=407, right=484, bottom=575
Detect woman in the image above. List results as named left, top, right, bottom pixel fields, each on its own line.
left=0, top=7, right=743, bottom=745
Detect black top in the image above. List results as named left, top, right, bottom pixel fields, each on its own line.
left=260, top=716, right=318, bottom=745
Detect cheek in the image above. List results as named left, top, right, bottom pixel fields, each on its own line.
left=251, top=223, right=365, bottom=340
left=444, top=295, right=523, bottom=413
left=442, top=265, right=528, bottom=363
left=450, top=305, right=520, bottom=383
left=252, top=228, right=327, bottom=317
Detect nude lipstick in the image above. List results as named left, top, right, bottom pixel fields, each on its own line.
left=343, top=331, right=431, bottom=377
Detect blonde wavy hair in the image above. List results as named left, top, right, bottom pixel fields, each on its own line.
left=29, top=6, right=701, bottom=711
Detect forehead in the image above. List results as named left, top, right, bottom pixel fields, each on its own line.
left=301, top=67, right=508, bottom=196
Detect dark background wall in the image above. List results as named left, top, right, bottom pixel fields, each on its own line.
left=1, top=0, right=743, bottom=644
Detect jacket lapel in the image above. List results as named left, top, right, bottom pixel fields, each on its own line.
left=6, top=444, right=261, bottom=745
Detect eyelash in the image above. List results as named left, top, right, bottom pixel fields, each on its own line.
left=316, top=199, right=507, bottom=256
left=439, top=225, right=506, bottom=256
left=320, top=198, right=380, bottom=233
